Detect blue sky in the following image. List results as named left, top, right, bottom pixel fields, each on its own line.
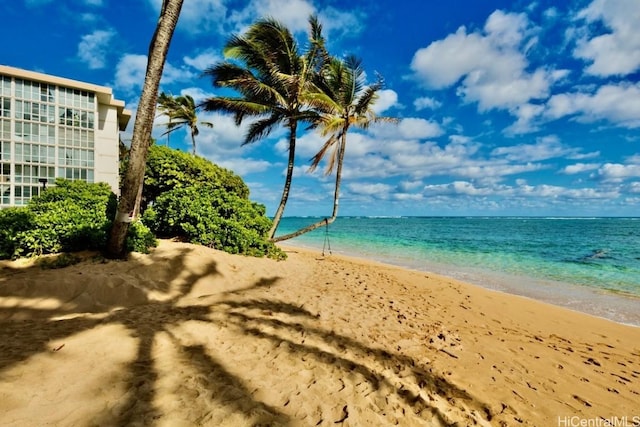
left=2, top=0, right=640, bottom=217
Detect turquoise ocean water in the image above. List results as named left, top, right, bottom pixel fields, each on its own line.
left=277, top=217, right=640, bottom=326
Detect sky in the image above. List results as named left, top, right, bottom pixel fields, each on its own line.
left=2, top=0, right=640, bottom=217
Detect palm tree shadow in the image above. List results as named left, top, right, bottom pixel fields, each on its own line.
left=169, top=333, right=290, bottom=426
left=0, top=246, right=209, bottom=372
left=1, top=245, right=492, bottom=426
left=210, top=298, right=493, bottom=425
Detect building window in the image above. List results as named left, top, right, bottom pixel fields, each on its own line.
left=0, top=119, right=9, bottom=140
left=1, top=141, right=10, bottom=161
left=1, top=162, right=9, bottom=183
left=0, top=76, right=10, bottom=97
left=15, top=100, right=56, bottom=124
left=14, top=121, right=56, bottom=144
left=0, top=97, right=10, bottom=118
left=15, top=79, right=55, bottom=103
left=15, top=164, right=55, bottom=185
left=58, top=87, right=95, bottom=110
left=15, top=185, right=43, bottom=206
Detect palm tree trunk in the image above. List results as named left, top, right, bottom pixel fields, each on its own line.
left=166, top=117, right=171, bottom=146
left=106, top=0, right=183, bottom=258
left=272, top=131, right=347, bottom=242
left=268, top=120, right=297, bottom=239
left=191, top=129, right=197, bottom=155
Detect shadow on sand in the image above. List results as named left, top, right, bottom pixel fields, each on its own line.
left=0, top=244, right=491, bottom=426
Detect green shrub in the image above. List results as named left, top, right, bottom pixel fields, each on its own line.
left=0, top=179, right=155, bottom=259
left=143, top=185, right=285, bottom=259
left=126, top=220, right=157, bottom=254
left=0, top=207, right=35, bottom=259
left=143, top=145, right=249, bottom=210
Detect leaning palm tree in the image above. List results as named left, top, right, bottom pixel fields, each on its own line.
left=157, top=92, right=213, bottom=154
left=201, top=16, right=327, bottom=239
left=106, top=0, right=183, bottom=258
left=272, top=56, right=398, bottom=242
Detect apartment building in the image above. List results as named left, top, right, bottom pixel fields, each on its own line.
left=0, top=65, right=131, bottom=207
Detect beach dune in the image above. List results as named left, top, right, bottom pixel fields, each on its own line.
left=1, top=240, right=638, bottom=426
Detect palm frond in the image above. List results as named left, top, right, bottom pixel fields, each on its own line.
left=244, top=114, right=283, bottom=145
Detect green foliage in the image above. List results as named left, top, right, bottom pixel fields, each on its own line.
left=0, top=179, right=155, bottom=259
left=143, top=185, right=285, bottom=259
left=143, top=145, right=249, bottom=210
left=0, top=208, right=35, bottom=259
left=126, top=220, right=157, bottom=254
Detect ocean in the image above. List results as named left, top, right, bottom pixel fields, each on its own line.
left=277, top=217, right=640, bottom=326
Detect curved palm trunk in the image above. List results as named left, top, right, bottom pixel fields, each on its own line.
left=272, top=130, right=347, bottom=243
left=268, top=120, right=297, bottom=239
left=106, top=0, right=183, bottom=258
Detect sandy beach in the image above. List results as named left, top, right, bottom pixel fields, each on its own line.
left=1, top=239, right=639, bottom=426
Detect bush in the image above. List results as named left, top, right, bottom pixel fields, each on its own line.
left=144, top=185, right=285, bottom=259
left=143, top=145, right=249, bottom=210
left=0, top=208, right=35, bottom=259
left=0, top=179, right=156, bottom=259
left=126, top=220, right=157, bottom=254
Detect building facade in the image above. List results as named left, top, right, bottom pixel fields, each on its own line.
left=0, top=65, right=131, bottom=207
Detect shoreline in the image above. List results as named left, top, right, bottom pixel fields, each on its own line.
left=1, top=240, right=639, bottom=426
left=279, top=240, right=640, bottom=327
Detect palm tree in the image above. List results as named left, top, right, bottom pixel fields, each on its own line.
left=201, top=16, right=327, bottom=240
left=157, top=92, right=213, bottom=154
left=156, top=92, right=176, bottom=146
left=106, top=0, right=183, bottom=258
left=272, top=56, right=398, bottom=242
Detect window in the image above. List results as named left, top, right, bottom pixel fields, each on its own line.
left=0, top=119, right=9, bottom=140
left=0, top=141, right=10, bottom=161
left=0, top=97, right=9, bottom=117
left=0, top=75, right=10, bottom=97
left=15, top=79, right=54, bottom=103
left=1, top=184, right=9, bottom=205
left=15, top=101, right=55, bottom=123
left=1, top=163, right=9, bottom=183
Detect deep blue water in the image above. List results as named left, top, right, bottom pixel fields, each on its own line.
left=277, top=217, right=640, bottom=325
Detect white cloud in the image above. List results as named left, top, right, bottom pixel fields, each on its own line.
left=372, top=89, right=398, bottom=114
left=317, top=6, right=363, bottom=39
left=491, top=136, right=580, bottom=162
left=545, top=82, right=640, bottom=128
left=595, top=163, right=640, bottom=182
left=183, top=49, right=221, bottom=72
left=114, top=54, right=147, bottom=91
left=242, top=0, right=316, bottom=33
left=146, top=0, right=361, bottom=40
left=410, top=10, right=554, bottom=111
left=146, top=0, right=228, bottom=35
left=114, top=54, right=196, bottom=92
left=176, top=87, right=215, bottom=103
left=423, top=180, right=618, bottom=200
left=371, top=118, right=443, bottom=140
left=347, top=182, right=393, bottom=197
left=573, top=0, right=640, bottom=76
left=413, top=96, right=442, bottom=111
left=503, top=103, right=545, bottom=135
left=562, top=163, right=601, bottom=174
left=628, top=182, right=640, bottom=193
left=77, top=29, right=115, bottom=70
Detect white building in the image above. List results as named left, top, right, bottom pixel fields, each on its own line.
left=0, top=65, right=131, bottom=207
